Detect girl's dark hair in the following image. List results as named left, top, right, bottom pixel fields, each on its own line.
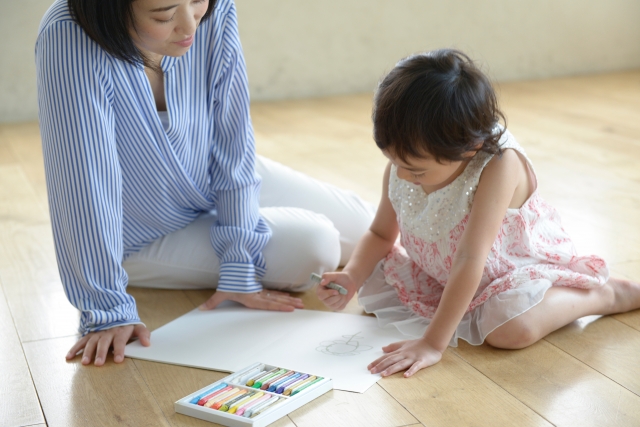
left=68, top=0, right=217, bottom=67
left=373, top=49, right=506, bottom=163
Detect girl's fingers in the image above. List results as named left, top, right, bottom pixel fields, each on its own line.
left=404, top=360, right=426, bottom=378
left=323, top=295, right=343, bottom=309
left=370, top=354, right=404, bottom=374
left=316, top=286, right=339, bottom=300
left=94, top=332, right=114, bottom=366
left=66, top=334, right=91, bottom=360
left=368, top=353, right=391, bottom=370
left=382, top=342, right=404, bottom=353
left=336, top=297, right=354, bottom=311
left=381, top=358, right=414, bottom=377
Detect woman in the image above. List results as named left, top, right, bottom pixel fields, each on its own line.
left=36, top=0, right=374, bottom=366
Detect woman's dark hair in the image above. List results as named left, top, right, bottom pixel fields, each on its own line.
left=373, top=49, right=506, bottom=163
left=68, top=0, right=217, bottom=67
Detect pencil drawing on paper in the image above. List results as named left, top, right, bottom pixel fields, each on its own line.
left=316, top=332, right=373, bottom=356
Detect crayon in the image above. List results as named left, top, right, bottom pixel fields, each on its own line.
left=291, top=377, right=324, bottom=396
left=267, top=373, right=300, bottom=392
left=228, top=391, right=264, bottom=414
left=218, top=391, right=255, bottom=412
left=210, top=388, right=246, bottom=410
left=283, top=376, right=316, bottom=396
left=204, top=387, right=241, bottom=408
left=197, top=385, right=232, bottom=406
left=190, top=382, right=227, bottom=404
left=277, top=373, right=309, bottom=394
left=310, top=272, right=347, bottom=295
left=253, top=369, right=287, bottom=388
left=236, top=393, right=272, bottom=417
left=243, top=395, right=277, bottom=418
left=250, top=397, right=284, bottom=418
left=246, top=367, right=280, bottom=386
left=260, top=370, right=293, bottom=390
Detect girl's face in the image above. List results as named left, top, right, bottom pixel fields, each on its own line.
left=384, top=151, right=473, bottom=194
left=130, top=0, right=209, bottom=64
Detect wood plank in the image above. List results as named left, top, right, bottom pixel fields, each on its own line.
left=132, top=360, right=296, bottom=427
left=544, top=315, right=640, bottom=396
left=23, top=336, right=171, bottom=427
left=0, top=122, right=48, bottom=209
left=181, top=289, right=213, bottom=310
left=0, top=127, right=19, bottom=166
left=287, top=384, right=418, bottom=427
left=7, top=289, right=79, bottom=343
left=614, top=309, right=640, bottom=333
left=127, top=287, right=199, bottom=332
left=610, top=260, right=640, bottom=283
left=0, top=283, right=45, bottom=427
left=0, top=165, right=59, bottom=295
left=376, top=351, right=551, bottom=427
left=253, top=93, right=387, bottom=205
left=454, top=340, right=640, bottom=426
left=0, top=165, right=78, bottom=342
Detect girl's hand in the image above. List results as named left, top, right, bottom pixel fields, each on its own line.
left=66, top=324, right=151, bottom=366
left=368, top=338, right=443, bottom=378
left=315, top=271, right=359, bottom=311
left=199, top=289, right=304, bottom=312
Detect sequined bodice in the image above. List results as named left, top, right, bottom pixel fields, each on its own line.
left=388, top=130, right=522, bottom=244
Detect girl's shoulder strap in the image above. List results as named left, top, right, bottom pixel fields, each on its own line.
left=456, top=127, right=535, bottom=195
left=495, top=128, right=536, bottom=175
left=474, top=127, right=532, bottom=171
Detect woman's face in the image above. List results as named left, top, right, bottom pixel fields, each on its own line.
left=130, top=0, right=209, bottom=64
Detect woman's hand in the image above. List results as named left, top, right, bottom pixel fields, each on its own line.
left=368, top=338, right=443, bottom=378
left=66, top=324, right=151, bottom=366
left=315, top=271, right=359, bottom=311
left=199, top=289, right=304, bottom=312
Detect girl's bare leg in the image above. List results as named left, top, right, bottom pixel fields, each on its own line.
left=485, top=277, right=640, bottom=349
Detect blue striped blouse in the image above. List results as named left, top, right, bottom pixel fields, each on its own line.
left=36, top=0, right=271, bottom=334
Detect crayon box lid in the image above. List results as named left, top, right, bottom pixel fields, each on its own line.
left=175, top=362, right=333, bottom=427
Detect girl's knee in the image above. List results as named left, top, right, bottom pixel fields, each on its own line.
left=485, top=319, right=539, bottom=350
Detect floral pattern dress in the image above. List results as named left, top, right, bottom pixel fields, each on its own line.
left=358, top=129, right=608, bottom=346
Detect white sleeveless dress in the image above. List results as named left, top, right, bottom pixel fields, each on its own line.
left=358, top=129, right=609, bottom=346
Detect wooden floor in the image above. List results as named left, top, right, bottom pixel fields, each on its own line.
left=2, top=71, right=640, bottom=427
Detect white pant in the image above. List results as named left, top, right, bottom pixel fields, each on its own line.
left=123, top=156, right=376, bottom=292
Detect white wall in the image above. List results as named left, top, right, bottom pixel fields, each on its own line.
left=2, top=0, right=640, bottom=122
left=237, top=0, right=640, bottom=100
left=0, top=0, right=55, bottom=123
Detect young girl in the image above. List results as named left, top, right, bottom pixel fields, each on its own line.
left=316, top=49, right=640, bottom=378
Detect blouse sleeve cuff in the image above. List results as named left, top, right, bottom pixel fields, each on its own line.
left=79, top=303, right=143, bottom=335
left=216, top=262, right=263, bottom=293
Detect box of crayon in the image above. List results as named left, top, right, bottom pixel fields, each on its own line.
left=174, top=363, right=333, bottom=426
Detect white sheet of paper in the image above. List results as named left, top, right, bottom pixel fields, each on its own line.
left=124, top=304, right=413, bottom=393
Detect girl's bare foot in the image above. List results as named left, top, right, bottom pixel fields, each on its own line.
left=602, top=277, right=640, bottom=315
